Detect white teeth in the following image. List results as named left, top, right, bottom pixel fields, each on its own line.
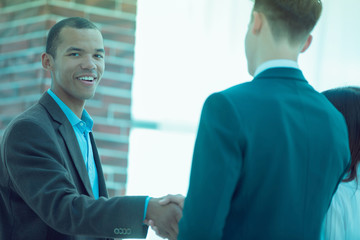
left=78, top=76, right=94, bottom=81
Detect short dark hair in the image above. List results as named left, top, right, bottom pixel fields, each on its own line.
left=253, top=0, right=322, bottom=44
left=46, top=17, right=99, bottom=58
left=323, top=87, right=360, bottom=182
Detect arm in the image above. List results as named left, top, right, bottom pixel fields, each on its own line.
left=178, top=92, right=244, bottom=239
left=3, top=119, right=147, bottom=238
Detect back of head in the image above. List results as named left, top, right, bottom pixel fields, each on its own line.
left=323, top=87, right=360, bottom=182
left=253, top=0, right=322, bottom=45
left=46, top=17, right=99, bottom=58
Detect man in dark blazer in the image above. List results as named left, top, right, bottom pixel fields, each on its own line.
left=177, top=0, right=351, bottom=239
left=0, top=17, right=181, bottom=240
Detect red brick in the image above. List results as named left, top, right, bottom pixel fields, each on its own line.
left=113, top=112, right=131, bottom=121
left=0, top=40, right=30, bottom=53
left=20, top=21, right=47, bottom=35
left=93, top=123, right=121, bottom=135
left=101, top=156, right=128, bottom=167
left=0, top=70, right=41, bottom=82
left=102, top=95, right=131, bottom=106
left=0, top=83, right=43, bottom=98
left=107, top=48, right=134, bottom=60
left=0, top=102, right=28, bottom=116
left=74, top=0, right=116, bottom=9
left=46, top=19, right=57, bottom=29
left=113, top=173, right=127, bottom=183
left=86, top=105, right=108, bottom=117
left=96, top=140, right=129, bottom=152
left=107, top=187, right=126, bottom=197
left=120, top=3, right=137, bottom=14
left=89, top=14, right=135, bottom=29
left=48, top=6, right=86, bottom=18
left=0, top=6, right=48, bottom=23
left=101, top=31, right=135, bottom=44
left=0, top=36, right=45, bottom=53
left=0, top=88, right=17, bottom=98
left=100, top=79, right=132, bottom=89
left=28, top=37, right=47, bottom=49
left=0, top=11, right=10, bottom=23
left=0, top=26, right=17, bottom=38
left=3, top=0, right=27, bottom=7
left=103, top=62, right=133, bottom=74
left=19, top=84, right=43, bottom=96
left=2, top=53, right=41, bottom=68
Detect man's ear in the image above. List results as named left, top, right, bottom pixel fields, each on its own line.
left=300, top=35, right=313, bottom=53
left=41, top=53, right=54, bottom=71
left=251, top=11, right=263, bottom=35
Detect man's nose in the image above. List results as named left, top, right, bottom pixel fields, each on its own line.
left=81, top=55, right=96, bottom=69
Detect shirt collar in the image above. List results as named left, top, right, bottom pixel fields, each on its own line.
left=254, top=59, right=299, bottom=77
left=47, top=89, right=93, bottom=131
left=81, top=108, right=94, bottom=131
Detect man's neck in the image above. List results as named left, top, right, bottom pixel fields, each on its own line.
left=256, top=38, right=299, bottom=68
left=49, top=89, right=85, bottom=119
left=69, top=104, right=85, bottom=119
left=61, top=98, right=85, bottom=119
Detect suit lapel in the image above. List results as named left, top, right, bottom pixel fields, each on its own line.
left=39, top=92, right=94, bottom=197
left=58, top=124, right=94, bottom=198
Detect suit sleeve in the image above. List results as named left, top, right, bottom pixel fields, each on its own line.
left=178, top=92, right=245, bottom=240
left=2, top=118, right=148, bottom=239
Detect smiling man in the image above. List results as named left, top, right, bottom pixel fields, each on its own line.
left=43, top=23, right=105, bottom=118
left=0, top=17, right=182, bottom=240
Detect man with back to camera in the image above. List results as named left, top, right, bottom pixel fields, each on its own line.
left=0, top=17, right=182, bottom=240
left=175, top=0, right=351, bottom=239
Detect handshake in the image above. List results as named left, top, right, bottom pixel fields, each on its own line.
left=145, top=194, right=185, bottom=240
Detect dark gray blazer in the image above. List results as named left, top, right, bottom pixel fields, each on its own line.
left=0, top=92, right=148, bottom=240
left=178, top=68, right=351, bottom=240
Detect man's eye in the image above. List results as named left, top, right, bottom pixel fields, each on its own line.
left=69, top=53, right=79, bottom=56
left=95, top=54, right=104, bottom=59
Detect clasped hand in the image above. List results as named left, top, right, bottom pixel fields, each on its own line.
left=144, top=194, right=185, bottom=240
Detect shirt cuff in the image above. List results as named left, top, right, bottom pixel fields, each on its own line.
left=143, top=196, right=151, bottom=221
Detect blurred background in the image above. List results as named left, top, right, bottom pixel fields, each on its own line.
left=0, top=0, right=359, bottom=239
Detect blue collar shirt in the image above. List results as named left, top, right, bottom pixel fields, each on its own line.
left=47, top=89, right=99, bottom=199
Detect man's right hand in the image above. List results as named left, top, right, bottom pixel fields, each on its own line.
left=145, top=197, right=182, bottom=240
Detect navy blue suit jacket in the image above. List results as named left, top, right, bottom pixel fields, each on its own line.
left=178, top=68, right=350, bottom=240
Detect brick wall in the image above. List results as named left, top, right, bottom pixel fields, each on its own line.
left=0, top=0, right=137, bottom=197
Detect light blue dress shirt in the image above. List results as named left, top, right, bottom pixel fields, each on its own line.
left=47, top=89, right=99, bottom=199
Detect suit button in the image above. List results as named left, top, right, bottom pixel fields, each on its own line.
left=114, top=227, right=132, bottom=235
left=114, top=228, right=121, bottom=235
